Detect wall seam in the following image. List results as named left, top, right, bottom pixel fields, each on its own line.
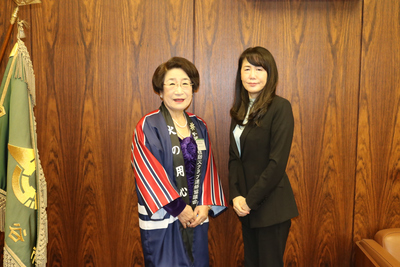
left=192, top=0, right=196, bottom=113
left=351, top=0, right=365, bottom=263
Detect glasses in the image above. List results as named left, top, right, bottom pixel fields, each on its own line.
left=163, top=81, right=194, bottom=89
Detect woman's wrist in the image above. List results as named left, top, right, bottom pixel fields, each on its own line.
left=164, top=198, right=186, bottom=217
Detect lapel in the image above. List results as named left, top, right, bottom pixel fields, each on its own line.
left=230, top=121, right=240, bottom=158
left=230, top=120, right=254, bottom=159
left=240, top=124, right=254, bottom=156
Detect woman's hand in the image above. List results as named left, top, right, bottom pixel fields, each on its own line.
left=232, top=196, right=250, bottom=217
left=178, top=205, right=196, bottom=228
left=189, top=205, right=210, bottom=228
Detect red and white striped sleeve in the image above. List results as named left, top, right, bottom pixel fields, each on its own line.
left=131, top=115, right=180, bottom=216
left=201, top=130, right=227, bottom=210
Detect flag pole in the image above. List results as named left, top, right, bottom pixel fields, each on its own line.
left=0, top=0, right=42, bottom=64
left=0, top=7, right=19, bottom=64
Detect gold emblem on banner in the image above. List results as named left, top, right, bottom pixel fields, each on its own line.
left=8, top=144, right=37, bottom=209
left=31, top=247, right=36, bottom=264
left=0, top=106, right=6, bottom=117
left=8, top=223, right=26, bottom=242
left=13, top=0, right=41, bottom=6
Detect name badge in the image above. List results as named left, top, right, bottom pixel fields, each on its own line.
left=196, top=139, right=206, bottom=151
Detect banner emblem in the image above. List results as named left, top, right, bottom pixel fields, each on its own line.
left=8, top=144, right=37, bottom=209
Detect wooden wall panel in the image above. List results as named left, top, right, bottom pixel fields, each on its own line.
left=195, top=0, right=362, bottom=266
left=0, top=0, right=399, bottom=266
left=29, top=0, right=194, bottom=266
left=281, top=2, right=362, bottom=266
left=0, top=1, right=13, bottom=72
left=194, top=1, right=242, bottom=267
left=0, top=3, right=31, bottom=76
left=354, top=0, right=400, bottom=243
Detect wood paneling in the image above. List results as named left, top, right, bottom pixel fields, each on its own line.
left=195, top=0, right=362, bottom=266
left=194, top=1, right=242, bottom=266
left=354, top=0, right=400, bottom=244
left=30, top=0, right=193, bottom=265
left=281, top=1, right=362, bottom=266
left=0, top=2, right=31, bottom=72
left=0, top=0, right=399, bottom=266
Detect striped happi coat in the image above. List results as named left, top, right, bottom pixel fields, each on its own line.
left=131, top=109, right=227, bottom=267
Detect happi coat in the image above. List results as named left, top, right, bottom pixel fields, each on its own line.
left=131, top=107, right=227, bottom=267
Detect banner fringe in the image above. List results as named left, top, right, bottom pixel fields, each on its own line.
left=0, top=189, right=6, bottom=232
left=14, top=39, right=36, bottom=106
left=28, top=67, right=47, bottom=266
left=4, top=244, right=26, bottom=267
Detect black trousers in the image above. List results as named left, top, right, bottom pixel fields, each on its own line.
left=242, top=219, right=291, bottom=267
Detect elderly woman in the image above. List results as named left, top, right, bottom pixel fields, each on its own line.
left=131, top=57, right=226, bottom=267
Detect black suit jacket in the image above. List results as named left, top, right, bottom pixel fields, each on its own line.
left=229, top=96, right=298, bottom=228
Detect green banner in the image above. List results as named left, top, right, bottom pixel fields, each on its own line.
left=0, top=40, right=47, bottom=267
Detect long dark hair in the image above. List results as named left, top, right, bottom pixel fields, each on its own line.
left=230, top=46, right=278, bottom=126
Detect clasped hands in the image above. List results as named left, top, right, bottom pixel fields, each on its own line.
left=178, top=205, right=210, bottom=229
left=232, top=196, right=250, bottom=217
